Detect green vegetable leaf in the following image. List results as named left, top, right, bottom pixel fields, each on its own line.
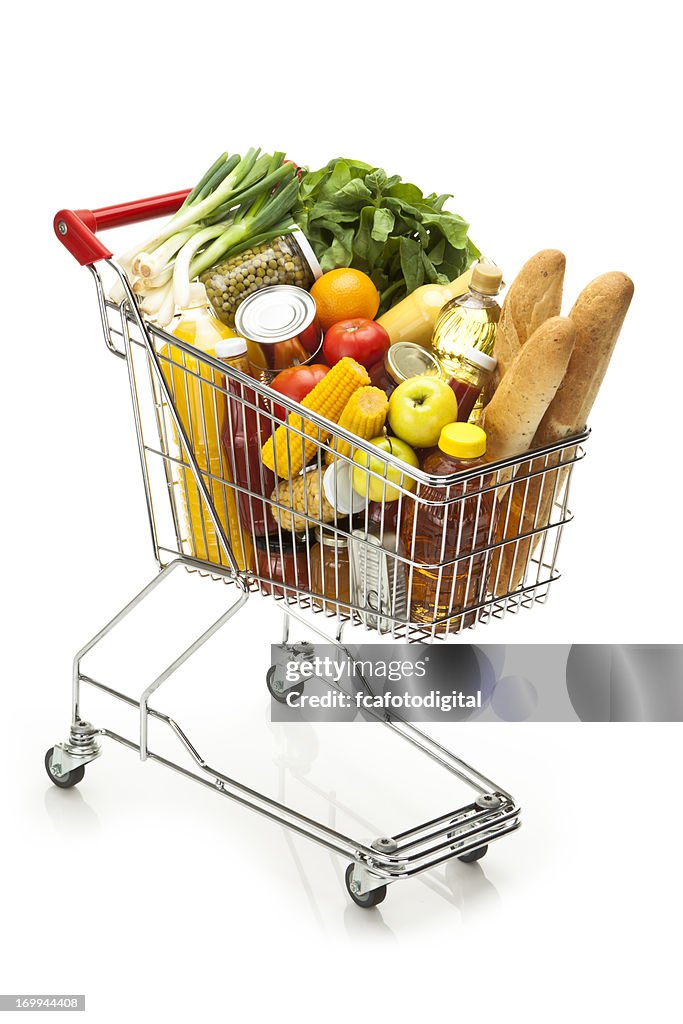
left=306, top=200, right=360, bottom=224
left=400, top=237, right=424, bottom=293
left=334, top=177, right=373, bottom=209
left=353, top=205, right=385, bottom=268
left=421, top=250, right=441, bottom=284
left=318, top=219, right=355, bottom=268
left=371, top=207, right=395, bottom=242
left=428, top=237, right=446, bottom=266
left=365, top=168, right=388, bottom=195
left=438, top=242, right=469, bottom=283
left=295, top=157, right=479, bottom=314
left=386, top=182, right=424, bottom=205
left=420, top=211, right=469, bottom=249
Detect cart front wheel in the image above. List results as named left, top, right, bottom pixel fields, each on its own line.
left=458, top=844, right=488, bottom=863
left=345, top=864, right=387, bottom=908
left=44, top=747, right=85, bottom=789
left=266, top=666, right=304, bottom=705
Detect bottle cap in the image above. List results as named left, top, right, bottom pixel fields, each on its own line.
left=186, top=282, right=210, bottom=308
left=386, top=342, right=443, bottom=384
left=438, top=422, right=487, bottom=459
left=314, top=526, right=349, bottom=549
left=462, top=346, right=497, bottom=373
left=214, top=337, right=248, bottom=359
left=470, top=262, right=503, bottom=296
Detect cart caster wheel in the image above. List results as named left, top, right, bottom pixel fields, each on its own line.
left=266, top=665, right=304, bottom=705
left=44, top=747, right=85, bottom=789
left=458, top=844, right=488, bottom=863
left=345, top=864, right=387, bottom=908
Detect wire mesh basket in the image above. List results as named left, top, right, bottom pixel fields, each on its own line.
left=90, top=264, right=587, bottom=642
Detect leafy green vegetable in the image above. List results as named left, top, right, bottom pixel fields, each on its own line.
left=295, top=158, right=479, bottom=314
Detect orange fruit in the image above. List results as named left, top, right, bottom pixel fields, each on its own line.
left=310, top=268, right=380, bottom=331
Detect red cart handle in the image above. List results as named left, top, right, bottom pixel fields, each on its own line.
left=54, top=190, right=191, bottom=266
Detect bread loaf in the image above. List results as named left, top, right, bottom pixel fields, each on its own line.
left=493, top=249, right=566, bottom=383
left=534, top=271, right=634, bottom=444
left=482, top=317, right=576, bottom=463
left=493, top=271, right=634, bottom=595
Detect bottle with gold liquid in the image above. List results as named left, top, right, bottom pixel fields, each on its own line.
left=375, top=269, right=473, bottom=348
left=431, top=262, right=503, bottom=381
left=162, top=283, right=251, bottom=572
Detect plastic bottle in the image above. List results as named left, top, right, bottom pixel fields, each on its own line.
left=400, top=423, right=498, bottom=632
left=218, top=336, right=277, bottom=538
left=375, top=269, right=473, bottom=348
left=163, top=283, right=251, bottom=571
left=431, top=263, right=503, bottom=379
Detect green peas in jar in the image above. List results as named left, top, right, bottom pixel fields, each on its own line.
left=201, top=231, right=321, bottom=328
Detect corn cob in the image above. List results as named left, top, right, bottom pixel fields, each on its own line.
left=262, top=357, right=370, bottom=478
left=325, top=386, right=389, bottom=464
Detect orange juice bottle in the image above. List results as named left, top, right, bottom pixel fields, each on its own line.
left=161, top=283, right=251, bottom=571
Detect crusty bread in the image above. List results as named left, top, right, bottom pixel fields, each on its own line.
left=492, top=270, right=634, bottom=595
left=493, top=249, right=566, bottom=382
left=534, top=271, right=634, bottom=444
left=482, top=316, right=576, bottom=463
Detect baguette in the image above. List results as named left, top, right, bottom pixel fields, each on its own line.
left=493, top=271, right=634, bottom=594
left=482, top=316, right=576, bottom=463
left=492, top=249, right=566, bottom=384
left=534, top=271, right=634, bottom=443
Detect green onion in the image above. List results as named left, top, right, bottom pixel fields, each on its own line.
left=114, top=148, right=304, bottom=326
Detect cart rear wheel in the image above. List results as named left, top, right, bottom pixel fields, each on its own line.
left=458, top=844, right=488, bottom=863
left=345, top=864, right=387, bottom=908
left=44, top=747, right=85, bottom=789
left=266, top=665, right=304, bottom=705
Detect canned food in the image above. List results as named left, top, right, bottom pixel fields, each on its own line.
left=368, top=342, right=443, bottom=397
left=235, top=285, right=323, bottom=383
left=349, top=529, right=407, bottom=633
left=201, top=231, right=322, bottom=328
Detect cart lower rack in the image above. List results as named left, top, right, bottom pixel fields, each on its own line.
left=46, top=191, right=584, bottom=905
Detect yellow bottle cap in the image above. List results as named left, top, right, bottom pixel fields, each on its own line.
left=470, top=262, right=503, bottom=296
left=438, top=422, right=487, bottom=459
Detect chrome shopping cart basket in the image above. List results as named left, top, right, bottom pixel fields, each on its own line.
left=45, top=190, right=586, bottom=906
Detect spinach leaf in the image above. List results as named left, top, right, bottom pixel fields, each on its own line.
left=400, top=237, right=425, bottom=293
left=371, top=207, right=395, bottom=242
left=294, top=158, right=479, bottom=314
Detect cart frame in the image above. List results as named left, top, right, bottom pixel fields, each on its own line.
left=45, top=188, right=582, bottom=905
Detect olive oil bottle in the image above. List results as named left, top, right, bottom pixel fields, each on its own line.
left=431, top=262, right=503, bottom=379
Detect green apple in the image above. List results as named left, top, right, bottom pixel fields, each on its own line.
left=388, top=375, right=457, bottom=448
left=352, top=436, right=419, bottom=502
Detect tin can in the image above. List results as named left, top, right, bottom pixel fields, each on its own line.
left=234, top=285, right=323, bottom=384
left=349, top=529, right=407, bottom=633
left=368, top=342, right=444, bottom=397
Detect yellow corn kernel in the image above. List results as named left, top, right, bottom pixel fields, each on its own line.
left=262, top=357, right=370, bottom=478
left=325, top=386, right=389, bottom=463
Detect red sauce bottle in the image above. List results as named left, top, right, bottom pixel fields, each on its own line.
left=217, top=338, right=277, bottom=537
left=446, top=347, right=497, bottom=423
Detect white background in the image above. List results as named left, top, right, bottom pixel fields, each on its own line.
left=2, top=1, right=682, bottom=1021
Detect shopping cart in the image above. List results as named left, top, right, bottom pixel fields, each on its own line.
left=46, top=191, right=586, bottom=906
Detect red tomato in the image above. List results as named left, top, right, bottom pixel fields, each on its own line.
left=269, top=364, right=328, bottom=420
left=322, top=318, right=390, bottom=370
